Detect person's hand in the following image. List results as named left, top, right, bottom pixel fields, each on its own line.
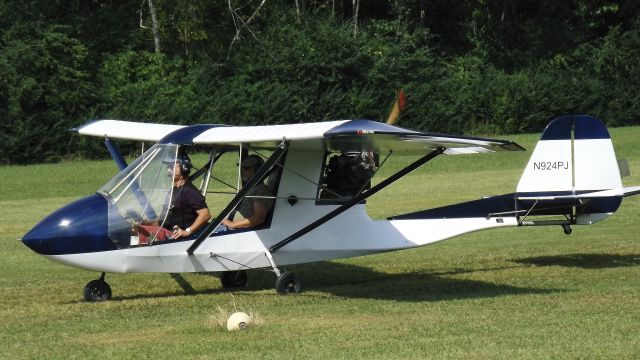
left=221, top=219, right=234, bottom=229
left=172, top=226, right=190, bottom=239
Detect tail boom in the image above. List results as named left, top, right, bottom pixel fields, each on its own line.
left=390, top=115, right=638, bottom=240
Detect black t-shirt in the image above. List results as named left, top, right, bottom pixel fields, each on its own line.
left=161, top=182, right=208, bottom=230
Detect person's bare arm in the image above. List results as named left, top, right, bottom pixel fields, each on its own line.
left=222, top=202, right=267, bottom=229
left=173, top=208, right=211, bottom=238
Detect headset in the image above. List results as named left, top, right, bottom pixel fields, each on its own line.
left=246, top=154, right=264, bottom=172
left=175, top=153, right=192, bottom=177
left=252, top=154, right=264, bottom=172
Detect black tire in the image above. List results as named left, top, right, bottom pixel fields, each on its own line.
left=220, top=270, right=248, bottom=289
left=83, top=279, right=112, bottom=302
left=275, top=272, right=303, bottom=294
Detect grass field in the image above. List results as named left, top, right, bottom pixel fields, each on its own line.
left=1, top=128, right=639, bottom=359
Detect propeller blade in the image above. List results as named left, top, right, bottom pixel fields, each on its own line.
left=386, top=89, right=406, bottom=125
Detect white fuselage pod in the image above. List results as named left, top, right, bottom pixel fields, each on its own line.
left=46, top=214, right=517, bottom=273
left=44, top=143, right=518, bottom=273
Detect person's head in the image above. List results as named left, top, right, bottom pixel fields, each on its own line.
left=240, top=154, right=263, bottom=182
left=166, top=152, right=192, bottom=182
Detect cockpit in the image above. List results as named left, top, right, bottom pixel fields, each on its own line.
left=99, top=143, right=284, bottom=249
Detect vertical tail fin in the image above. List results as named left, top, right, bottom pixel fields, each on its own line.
left=517, top=115, right=622, bottom=195
left=516, top=115, right=623, bottom=224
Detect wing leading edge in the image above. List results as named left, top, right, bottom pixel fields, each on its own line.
left=192, top=119, right=524, bottom=154
left=321, top=120, right=524, bottom=154
left=75, top=119, right=525, bottom=154
left=75, top=119, right=186, bottom=142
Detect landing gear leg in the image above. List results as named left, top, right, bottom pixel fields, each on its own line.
left=264, top=251, right=303, bottom=294
left=83, top=272, right=112, bottom=302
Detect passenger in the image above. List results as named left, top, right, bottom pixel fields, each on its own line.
left=136, top=152, right=211, bottom=243
left=221, top=155, right=274, bottom=230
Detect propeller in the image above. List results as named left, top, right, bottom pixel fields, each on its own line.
left=386, top=89, right=406, bottom=125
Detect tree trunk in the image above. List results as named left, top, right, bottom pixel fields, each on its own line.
left=295, top=0, right=301, bottom=24
left=352, top=0, right=359, bottom=37
left=226, top=0, right=269, bottom=61
left=148, top=0, right=162, bottom=54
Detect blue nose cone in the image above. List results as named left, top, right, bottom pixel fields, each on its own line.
left=23, top=194, right=117, bottom=255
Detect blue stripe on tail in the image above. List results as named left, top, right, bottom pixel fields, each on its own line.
left=540, top=115, right=573, bottom=140
left=574, top=115, right=610, bottom=140
left=540, top=115, right=610, bottom=141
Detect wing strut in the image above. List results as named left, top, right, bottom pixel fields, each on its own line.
left=103, top=136, right=159, bottom=220
left=187, top=140, right=289, bottom=255
left=104, top=136, right=128, bottom=171
left=270, top=147, right=445, bottom=253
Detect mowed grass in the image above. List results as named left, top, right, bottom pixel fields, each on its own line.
left=1, top=128, right=639, bottom=359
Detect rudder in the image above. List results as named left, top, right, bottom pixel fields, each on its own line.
left=516, top=115, right=622, bottom=196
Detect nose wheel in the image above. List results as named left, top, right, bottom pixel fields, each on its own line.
left=83, top=273, right=112, bottom=302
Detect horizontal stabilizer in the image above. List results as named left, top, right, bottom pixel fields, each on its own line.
left=517, top=186, right=640, bottom=201
left=618, top=159, right=630, bottom=178
left=622, top=186, right=640, bottom=197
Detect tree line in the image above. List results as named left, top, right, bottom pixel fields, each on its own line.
left=1, top=1, right=639, bottom=164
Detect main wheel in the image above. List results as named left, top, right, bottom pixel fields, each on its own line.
left=220, top=270, right=248, bottom=289
left=83, top=279, right=112, bottom=302
left=275, top=272, right=303, bottom=294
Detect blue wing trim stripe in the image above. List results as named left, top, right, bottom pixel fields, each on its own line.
left=160, top=124, right=227, bottom=144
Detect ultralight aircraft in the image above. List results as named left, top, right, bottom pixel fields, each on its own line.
left=22, top=115, right=640, bottom=301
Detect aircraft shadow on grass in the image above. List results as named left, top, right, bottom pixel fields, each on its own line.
left=82, top=253, right=639, bottom=302
left=104, top=261, right=558, bottom=303
left=513, top=253, right=640, bottom=269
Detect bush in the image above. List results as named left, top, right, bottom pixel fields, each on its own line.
left=0, top=24, right=97, bottom=164
left=1, top=4, right=639, bottom=164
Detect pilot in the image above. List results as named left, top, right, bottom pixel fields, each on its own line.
left=221, top=154, right=273, bottom=230
left=137, top=152, right=211, bottom=241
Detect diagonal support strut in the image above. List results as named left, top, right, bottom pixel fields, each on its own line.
left=269, top=147, right=445, bottom=253
left=187, top=140, right=288, bottom=255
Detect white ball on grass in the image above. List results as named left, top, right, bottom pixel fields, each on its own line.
left=226, top=312, right=252, bottom=331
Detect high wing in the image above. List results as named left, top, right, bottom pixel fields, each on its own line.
left=193, top=119, right=524, bottom=154
left=75, top=119, right=525, bottom=154
left=75, top=119, right=187, bottom=142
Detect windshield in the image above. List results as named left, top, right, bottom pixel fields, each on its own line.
left=99, top=144, right=178, bottom=248
left=98, top=143, right=284, bottom=248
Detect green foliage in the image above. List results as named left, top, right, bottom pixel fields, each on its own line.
left=0, top=23, right=97, bottom=164
left=590, top=22, right=640, bottom=125
left=97, top=51, right=205, bottom=123
left=1, top=1, right=639, bottom=164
